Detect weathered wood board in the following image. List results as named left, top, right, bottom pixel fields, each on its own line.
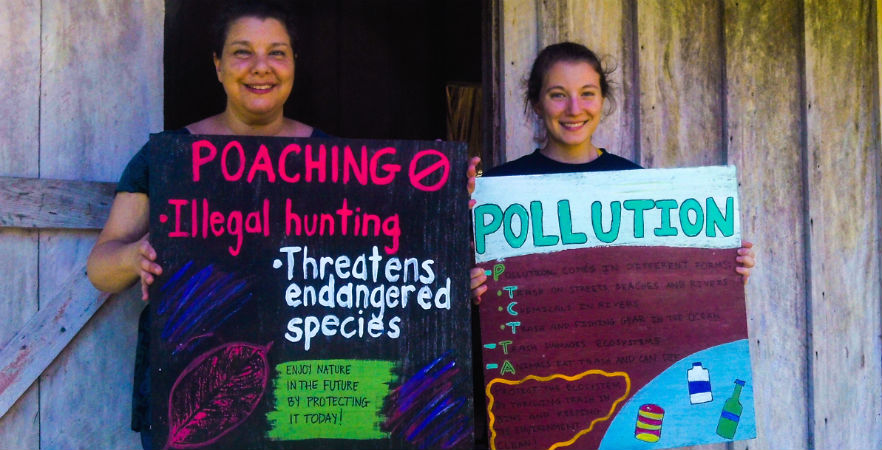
left=723, top=1, right=810, bottom=449
left=33, top=0, right=164, bottom=448
left=0, top=0, right=40, bottom=178
left=0, top=230, right=40, bottom=449
left=0, top=177, right=116, bottom=229
left=637, top=0, right=724, bottom=169
left=804, top=0, right=882, bottom=448
left=0, top=0, right=42, bottom=448
left=501, top=0, right=539, bottom=162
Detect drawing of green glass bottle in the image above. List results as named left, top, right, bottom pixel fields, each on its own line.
left=716, top=379, right=745, bottom=439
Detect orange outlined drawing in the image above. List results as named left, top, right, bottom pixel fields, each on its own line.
left=486, top=369, right=632, bottom=450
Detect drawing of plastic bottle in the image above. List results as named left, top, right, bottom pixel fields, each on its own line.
left=716, top=379, right=745, bottom=439
left=687, top=362, right=712, bottom=404
left=634, top=404, right=664, bottom=442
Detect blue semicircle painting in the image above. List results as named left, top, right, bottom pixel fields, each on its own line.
left=600, top=340, right=755, bottom=450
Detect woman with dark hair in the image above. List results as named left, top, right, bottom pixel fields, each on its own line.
left=481, top=42, right=639, bottom=175
left=468, top=41, right=755, bottom=297
left=466, top=41, right=755, bottom=450
left=86, top=2, right=326, bottom=448
left=89, top=0, right=325, bottom=298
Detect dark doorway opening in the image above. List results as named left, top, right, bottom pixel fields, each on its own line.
left=164, top=0, right=483, bottom=142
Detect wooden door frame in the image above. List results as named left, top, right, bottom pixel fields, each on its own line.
left=482, top=0, right=504, bottom=172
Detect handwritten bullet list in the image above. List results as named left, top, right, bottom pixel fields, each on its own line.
left=484, top=264, right=519, bottom=376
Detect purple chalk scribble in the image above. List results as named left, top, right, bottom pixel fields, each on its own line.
left=158, top=262, right=254, bottom=353
left=384, top=351, right=470, bottom=449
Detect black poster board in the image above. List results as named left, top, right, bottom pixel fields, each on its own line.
left=147, top=134, right=473, bottom=449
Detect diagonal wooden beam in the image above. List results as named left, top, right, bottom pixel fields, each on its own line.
left=0, top=176, right=115, bottom=230
left=0, top=262, right=112, bottom=419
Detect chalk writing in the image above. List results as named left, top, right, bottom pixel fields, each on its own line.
left=148, top=135, right=473, bottom=449
left=267, top=359, right=396, bottom=440
left=274, top=245, right=451, bottom=351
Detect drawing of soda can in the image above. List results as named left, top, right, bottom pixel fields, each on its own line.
left=634, top=404, right=665, bottom=442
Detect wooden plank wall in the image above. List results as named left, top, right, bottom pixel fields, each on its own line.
left=499, top=0, right=881, bottom=449
left=724, top=1, right=810, bottom=449
left=0, top=1, right=164, bottom=449
left=0, top=2, right=41, bottom=449
left=804, top=1, right=882, bottom=449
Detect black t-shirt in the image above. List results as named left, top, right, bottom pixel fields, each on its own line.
left=125, top=126, right=331, bottom=432
left=482, top=148, right=642, bottom=177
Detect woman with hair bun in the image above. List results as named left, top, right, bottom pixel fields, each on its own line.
left=469, top=42, right=755, bottom=300
left=466, top=41, right=755, bottom=449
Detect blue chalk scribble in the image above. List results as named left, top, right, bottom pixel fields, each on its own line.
left=384, top=351, right=471, bottom=449
left=158, top=262, right=255, bottom=353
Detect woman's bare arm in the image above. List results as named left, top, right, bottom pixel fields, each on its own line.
left=87, top=192, right=162, bottom=299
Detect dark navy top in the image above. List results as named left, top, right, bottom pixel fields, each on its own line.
left=119, top=126, right=330, bottom=432
left=483, top=148, right=642, bottom=177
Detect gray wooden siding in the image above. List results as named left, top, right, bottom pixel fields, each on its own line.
left=803, top=1, right=882, bottom=448
left=0, top=0, right=46, bottom=449
left=0, top=1, right=163, bottom=449
left=499, top=1, right=881, bottom=449
left=725, top=1, right=811, bottom=448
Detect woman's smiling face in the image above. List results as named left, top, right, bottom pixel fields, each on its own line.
left=534, top=60, right=604, bottom=154
left=214, top=16, right=295, bottom=123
